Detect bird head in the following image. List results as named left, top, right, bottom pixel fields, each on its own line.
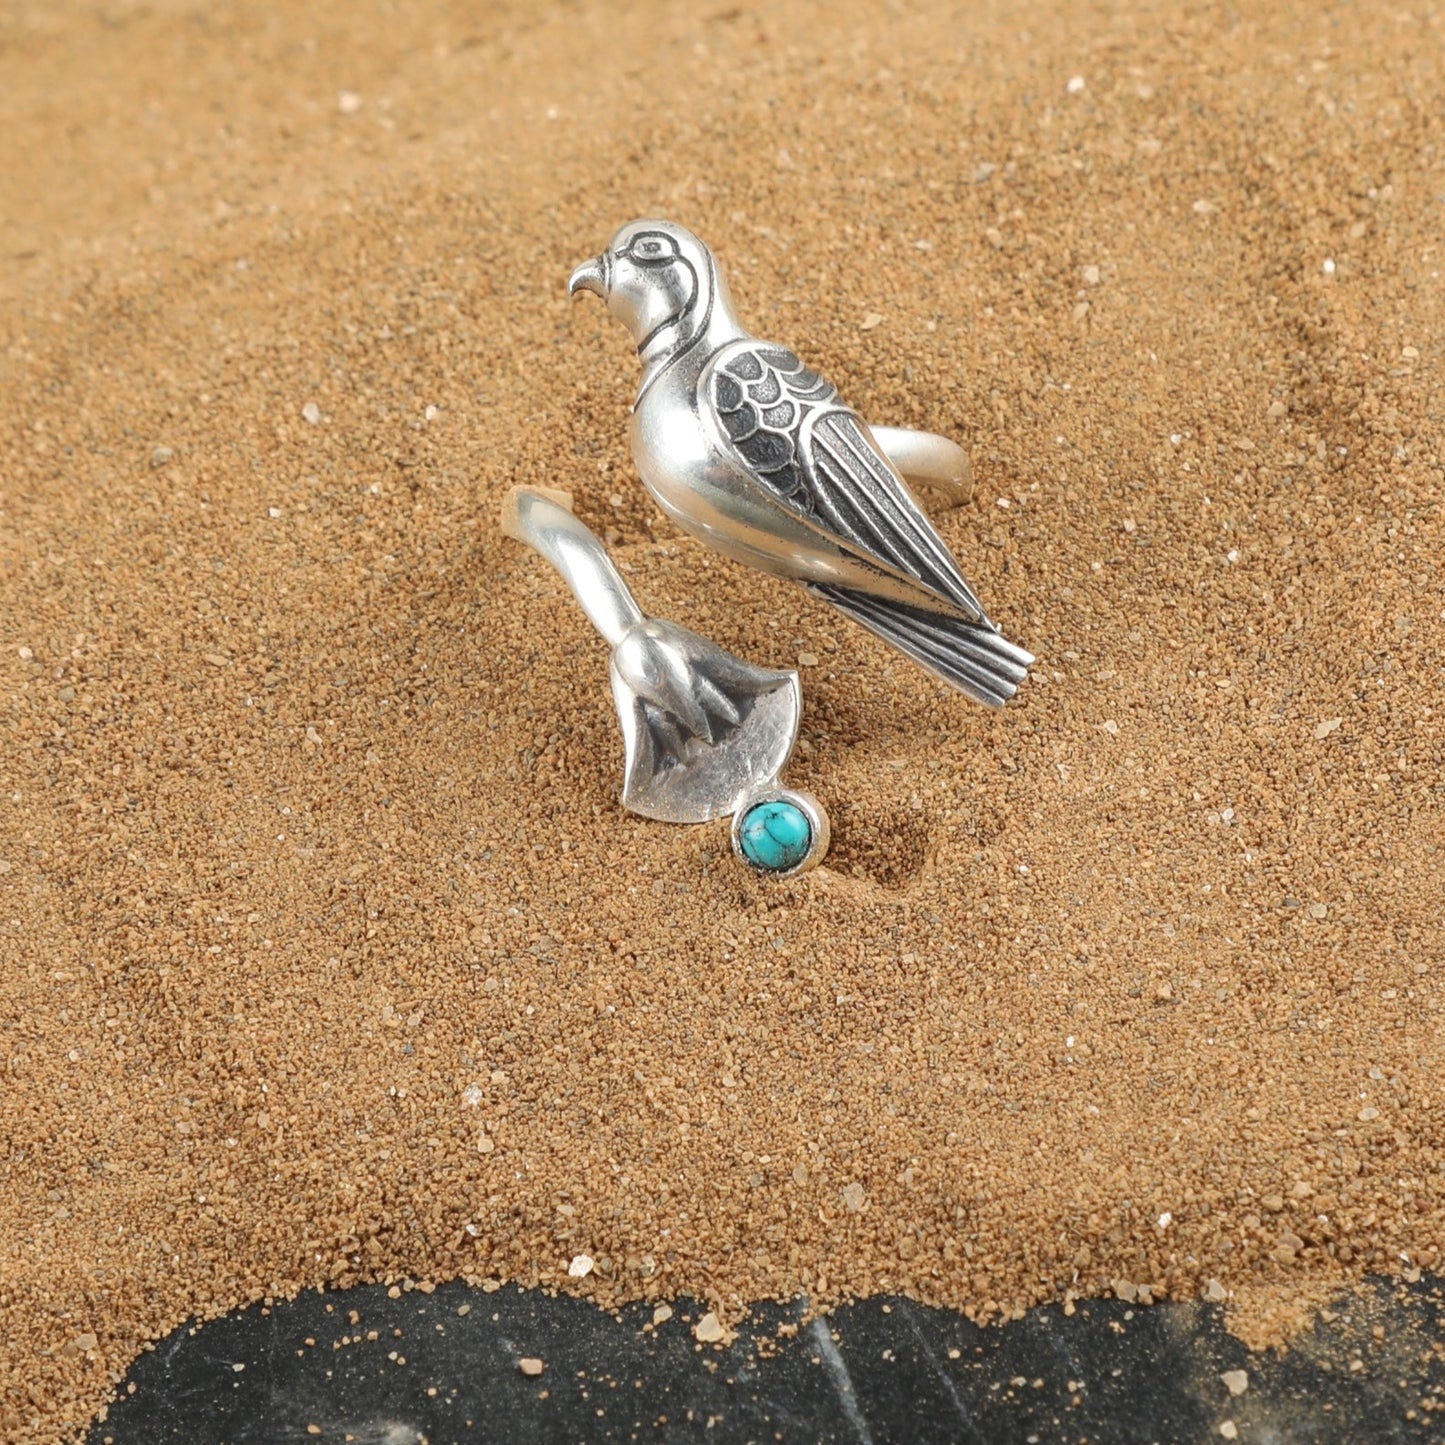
left=569, top=220, right=733, bottom=385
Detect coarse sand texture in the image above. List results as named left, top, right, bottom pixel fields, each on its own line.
left=1, top=1, right=1443, bottom=1439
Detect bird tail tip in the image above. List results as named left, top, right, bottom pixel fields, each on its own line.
left=812, top=586, right=1033, bottom=707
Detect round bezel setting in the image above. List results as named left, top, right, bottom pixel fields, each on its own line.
left=730, top=787, right=830, bottom=878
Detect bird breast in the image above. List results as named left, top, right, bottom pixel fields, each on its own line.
left=628, top=373, right=825, bottom=581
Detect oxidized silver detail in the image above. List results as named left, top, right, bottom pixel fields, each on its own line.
left=568, top=220, right=1032, bottom=707
left=501, top=488, right=827, bottom=857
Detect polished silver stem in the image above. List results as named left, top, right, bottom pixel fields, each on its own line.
left=870, top=426, right=974, bottom=506
left=500, top=486, right=643, bottom=646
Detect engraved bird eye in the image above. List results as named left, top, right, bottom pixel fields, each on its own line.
left=628, top=233, right=676, bottom=264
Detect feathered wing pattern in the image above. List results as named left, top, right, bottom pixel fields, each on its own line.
left=709, top=344, right=836, bottom=507
left=808, top=583, right=1033, bottom=708
left=806, top=410, right=988, bottom=620
left=708, top=341, right=1032, bottom=703
left=710, top=343, right=984, bottom=619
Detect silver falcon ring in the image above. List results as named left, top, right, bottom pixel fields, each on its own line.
left=568, top=219, right=1032, bottom=708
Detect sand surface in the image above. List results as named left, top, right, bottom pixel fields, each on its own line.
left=2, top=0, right=1444, bottom=1438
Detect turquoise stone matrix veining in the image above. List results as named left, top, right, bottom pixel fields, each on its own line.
left=736, top=799, right=813, bottom=873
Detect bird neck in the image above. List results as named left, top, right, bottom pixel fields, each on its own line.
left=634, top=257, right=743, bottom=406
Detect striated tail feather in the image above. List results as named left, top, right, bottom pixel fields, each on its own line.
left=810, top=584, right=1033, bottom=707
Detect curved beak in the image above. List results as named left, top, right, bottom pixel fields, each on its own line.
left=568, top=253, right=608, bottom=299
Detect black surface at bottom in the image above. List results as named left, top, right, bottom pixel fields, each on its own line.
left=89, top=1274, right=1445, bottom=1443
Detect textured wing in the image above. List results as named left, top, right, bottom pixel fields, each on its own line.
left=807, top=584, right=1033, bottom=707
left=708, top=342, right=988, bottom=623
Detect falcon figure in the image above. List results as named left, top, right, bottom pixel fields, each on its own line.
left=568, top=220, right=1032, bottom=707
